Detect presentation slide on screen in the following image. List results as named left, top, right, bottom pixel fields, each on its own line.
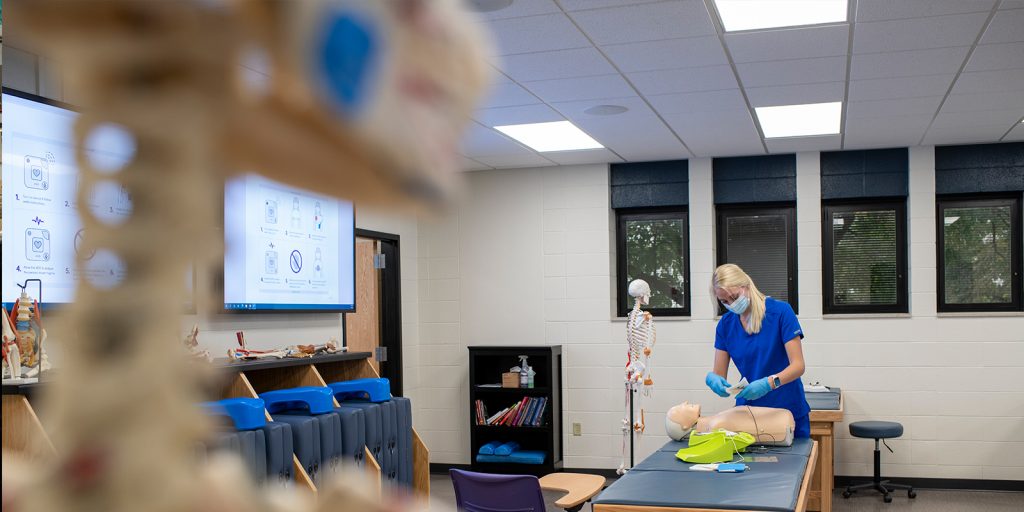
left=1, top=92, right=134, bottom=306
left=224, top=174, right=355, bottom=310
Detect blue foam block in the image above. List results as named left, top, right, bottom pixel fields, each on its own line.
left=328, top=378, right=391, bottom=403
left=261, top=386, right=335, bottom=415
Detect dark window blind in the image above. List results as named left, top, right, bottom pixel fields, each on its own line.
left=721, top=211, right=792, bottom=305
left=830, top=209, right=898, bottom=305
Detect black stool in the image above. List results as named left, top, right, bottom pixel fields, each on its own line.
left=843, top=421, right=916, bottom=503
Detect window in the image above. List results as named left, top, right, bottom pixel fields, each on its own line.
left=822, top=201, right=908, bottom=314
left=616, top=209, right=690, bottom=317
left=716, top=205, right=797, bottom=313
left=937, top=195, right=1022, bottom=312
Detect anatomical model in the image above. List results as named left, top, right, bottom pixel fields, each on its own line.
left=619, top=279, right=656, bottom=474
left=3, top=1, right=491, bottom=512
left=2, top=309, right=23, bottom=380
left=227, top=331, right=342, bottom=361
left=6, top=289, right=51, bottom=379
left=665, top=401, right=796, bottom=446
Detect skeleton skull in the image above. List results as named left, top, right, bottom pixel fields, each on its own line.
left=627, top=279, right=651, bottom=305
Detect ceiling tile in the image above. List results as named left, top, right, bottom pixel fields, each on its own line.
left=496, top=48, right=617, bottom=81
left=736, top=56, right=847, bottom=87
left=1004, top=123, right=1024, bottom=141
left=459, top=156, right=493, bottom=171
left=856, top=0, right=997, bottom=22
left=601, top=36, right=728, bottom=72
left=923, top=124, right=1013, bottom=145
left=745, top=82, right=846, bottom=107
left=460, top=124, right=532, bottom=156
left=645, top=89, right=747, bottom=115
left=480, top=82, right=542, bottom=109
left=522, top=74, right=637, bottom=103
left=559, top=0, right=664, bottom=11
left=844, top=115, right=933, bottom=149
left=765, top=135, right=842, bottom=154
left=549, top=96, right=653, bottom=124
left=965, top=42, right=1024, bottom=71
left=847, top=74, right=956, bottom=101
left=573, top=117, right=692, bottom=161
left=627, top=65, right=739, bottom=96
left=473, top=103, right=565, bottom=126
left=850, top=47, right=970, bottom=79
left=663, top=109, right=764, bottom=158
left=942, top=90, right=1024, bottom=112
left=725, top=25, right=850, bottom=64
left=471, top=0, right=561, bottom=20
left=846, top=96, right=944, bottom=119
left=981, top=8, right=1024, bottom=44
left=568, top=0, right=715, bottom=45
left=486, top=14, right=591, bottom=55
left=952, top=68, right=1024, bottom=94
left=931, top=109, right=1024, bottom=130
left=853, top=12, right=989, bottom=54
left=473, top=153, right=557, bottom=169
left=542, top=149, right=624, bottom=165
left=1001, top=0, right=1024, bottom=8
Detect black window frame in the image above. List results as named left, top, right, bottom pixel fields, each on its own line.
left=822, top=199, right=908, bottom=314
left=936, top=194, right=1023, bottom=313
left=615, top=207, right=691, bottom=318
left=715, top=203, right=798, bottom=314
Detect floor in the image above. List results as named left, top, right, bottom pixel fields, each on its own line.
left=428, top=474, right=1024, bottom=511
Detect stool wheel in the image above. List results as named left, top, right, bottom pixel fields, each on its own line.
left=908, top=489, right=917, bottom=499
left=842, top=491, right=851, bottom=499
left=883, top=493, right=892, bottom=503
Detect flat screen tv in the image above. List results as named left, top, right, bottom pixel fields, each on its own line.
left=1, top=88, right=139, bottom=308
left=223, top=173, right=355, bottom=312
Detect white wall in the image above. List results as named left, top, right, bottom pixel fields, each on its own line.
left=414, top=158, right=1024, bottom=482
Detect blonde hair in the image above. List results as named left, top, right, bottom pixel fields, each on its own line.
left=712, top=263, right=767, bottom=334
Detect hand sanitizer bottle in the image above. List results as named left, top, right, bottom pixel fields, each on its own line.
left=518, top=355, right=529, bottom=388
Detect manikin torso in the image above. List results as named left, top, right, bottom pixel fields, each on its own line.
left=667, top=401, right=796, bottom=446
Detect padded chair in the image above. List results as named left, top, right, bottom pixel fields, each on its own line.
left=843, top=421, right=917, bottom=503
left=450, top=469, right=605, bottom=512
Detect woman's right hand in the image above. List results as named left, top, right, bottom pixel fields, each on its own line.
left=705, top=372, right=732, bottom=397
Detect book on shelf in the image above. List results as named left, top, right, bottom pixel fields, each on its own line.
left=486, top=405, right=510, bottom=425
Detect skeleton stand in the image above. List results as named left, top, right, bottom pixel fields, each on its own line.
left=619, top=296, right=656, bottom=475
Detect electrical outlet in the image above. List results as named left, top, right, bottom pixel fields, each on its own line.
left=572, top=422, right=582, bottom=436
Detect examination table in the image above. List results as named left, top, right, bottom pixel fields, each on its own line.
left=594, top=438, right=818, bottom=512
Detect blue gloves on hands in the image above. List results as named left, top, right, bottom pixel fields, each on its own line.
left=705, top=372, right=732, bottom=397
left=736, top=377, right=772, bottom=401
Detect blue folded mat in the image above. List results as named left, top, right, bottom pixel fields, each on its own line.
left=476, top=450, right=547, bottom=465
left=478, top=440, right=502, bottom=455
left=494, top=441, right=520, bottom=456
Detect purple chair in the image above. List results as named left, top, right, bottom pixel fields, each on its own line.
left=450, top=469, right=604, bottom=512
left=450, top=469, right=547, bottom=512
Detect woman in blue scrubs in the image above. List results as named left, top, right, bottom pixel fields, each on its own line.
left=705, top=263, right=811, bottom=438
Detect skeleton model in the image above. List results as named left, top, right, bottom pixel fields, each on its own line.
left=6, top=1, right=490, bottom=512
left=619, top=279, right=657, bottom=475
left=4, top=289, right=51, bottom=380
left=227, top=331, right=342, bottom=361
left=2, top=310, right=24, bottom=380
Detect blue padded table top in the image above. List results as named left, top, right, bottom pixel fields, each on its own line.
left=595, top=439, right=815, bottom=512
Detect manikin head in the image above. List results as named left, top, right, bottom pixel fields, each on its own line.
left=628, top=279, right=651, bottom=306
left=665, top=401, right=701, bottom=440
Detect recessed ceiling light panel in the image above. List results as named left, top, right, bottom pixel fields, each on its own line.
left=754, top=102, right=842, bottom=138
left=495, top=121, right=604, bottom=152
left=714, top=0, right=847, bottom=32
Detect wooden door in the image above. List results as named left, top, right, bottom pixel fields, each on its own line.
left=347, top=238, right=381, bottom=372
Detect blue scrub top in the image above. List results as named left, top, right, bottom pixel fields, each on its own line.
left=715, top=297, right=810, bottom=422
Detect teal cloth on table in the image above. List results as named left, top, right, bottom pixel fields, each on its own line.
left=478, top=441, right=502, bottom=455
left=494, top=441, right=520, bottom=456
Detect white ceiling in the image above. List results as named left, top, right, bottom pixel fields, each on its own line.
left=459, top=0, right=1024, bottom=171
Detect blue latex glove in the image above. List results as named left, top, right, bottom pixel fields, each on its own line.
left=736, top=377, right=772, bottom=401
left=705, top=372, right=732, bottom=398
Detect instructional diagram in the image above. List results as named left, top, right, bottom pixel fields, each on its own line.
left=2, top=93, right=136, bottom=305
left=223, top=173, right=355, bottom=309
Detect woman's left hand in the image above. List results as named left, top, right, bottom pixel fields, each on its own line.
left=736, top=377, right=772, bottom=401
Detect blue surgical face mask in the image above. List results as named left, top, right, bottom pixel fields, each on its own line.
left=722, top=294, right=749, bottom=315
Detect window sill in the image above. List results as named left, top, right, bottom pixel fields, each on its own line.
left=821, top=313, right=911, bottom=319
left=612, top=316, right=692, bottom=322
left=936, top=311, right=1024, bottom=318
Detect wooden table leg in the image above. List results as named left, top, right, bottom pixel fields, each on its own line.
left=819, top=432, right=833, bottom=512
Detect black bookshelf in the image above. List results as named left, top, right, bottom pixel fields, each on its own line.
left=468, top=345, right=562, bottom=476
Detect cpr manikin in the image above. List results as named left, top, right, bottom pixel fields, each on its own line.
left=665, top=401, right=796, bottom=446
left=619, top=279, right=656, bottom=475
